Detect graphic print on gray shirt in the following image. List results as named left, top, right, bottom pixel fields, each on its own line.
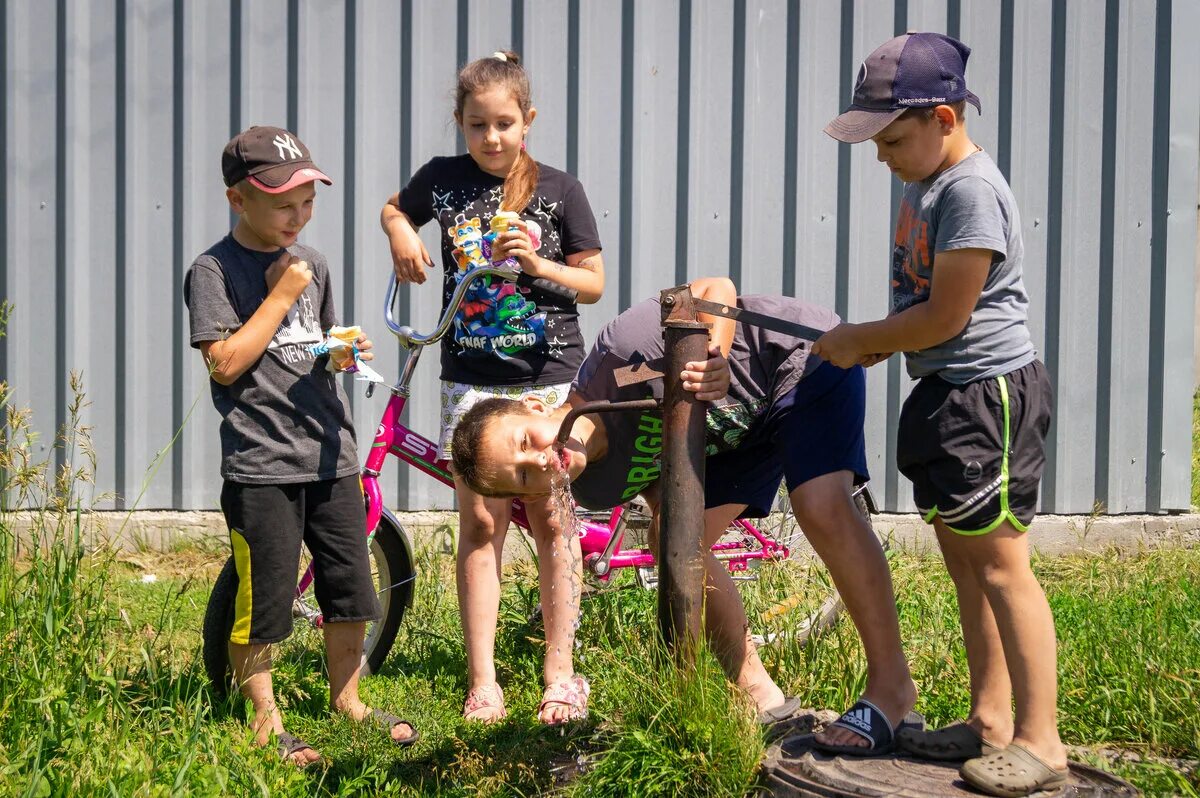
left=184, top=235, right=359, bottom=484
left=892, top=151, right=1035, bottom=383
left=568, top=295, right=838, bottom=510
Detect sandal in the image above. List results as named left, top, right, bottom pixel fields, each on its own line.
left=276, top=731, right=321, bottom=767
left=897, top=720, right=1002, bottom=761
left=959, top=743, right=1069, bottom=797
left=811, top=697, right=925, bottom=757
left=757, top=696, right=803, bottom=725
left=463, top=683, right=508, bottom=723
left=368, top=708, right=420, bottom=746
left=538, top=675, right=590, bottom=725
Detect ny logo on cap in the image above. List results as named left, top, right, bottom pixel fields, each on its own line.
left=273, top=133, right=303, bottom=161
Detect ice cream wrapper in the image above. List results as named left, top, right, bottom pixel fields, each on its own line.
left=309, top=325, right=386, bottom=384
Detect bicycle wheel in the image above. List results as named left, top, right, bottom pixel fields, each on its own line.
left=201, top=511, right=416, bottom=695
left=741, top=484, right=882, bottom=647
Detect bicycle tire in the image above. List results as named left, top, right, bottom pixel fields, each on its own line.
left=200, top=512, right=416, bottom=694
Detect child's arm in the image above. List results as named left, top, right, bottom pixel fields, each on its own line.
left=675, top=276, right=735, bottom=402
left=380, top=192, right=434, bottom=285
left=490, top=221, right=605, bottom=304
left=199, top=253, right=312, bottom=385
left=812, top=248, right=991, bottom=368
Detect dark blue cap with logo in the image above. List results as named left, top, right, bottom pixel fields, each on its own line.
left=825, top=32, right=982, bottom=143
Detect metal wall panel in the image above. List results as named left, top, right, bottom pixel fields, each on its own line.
left=3, top=0, right=1197, bottom=514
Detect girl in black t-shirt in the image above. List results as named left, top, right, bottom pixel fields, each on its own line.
left=380, top=51, right=604, bottom=726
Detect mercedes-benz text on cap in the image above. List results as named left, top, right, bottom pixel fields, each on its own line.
left=824, top=32, right=982, bottom=144
left=222, top=126, right=333, bottom=193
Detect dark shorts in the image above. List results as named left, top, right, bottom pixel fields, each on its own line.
left=220, top=473, right=380, bottom=645
left=705, top=361, right=869, bottom=518
left=897, top=359, right=1053, bottom=535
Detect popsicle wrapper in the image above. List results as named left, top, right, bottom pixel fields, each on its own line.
left=309, top=325, right=386, bottom=384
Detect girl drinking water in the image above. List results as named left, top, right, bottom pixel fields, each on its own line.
left=380, top=51, right=605, bottom=725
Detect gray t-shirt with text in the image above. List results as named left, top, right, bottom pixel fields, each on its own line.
left=568, top=294, right=838, bottom=511
left=184, top=235, right=359, bottom=484
left=891, top=150, right=1035, bottom=383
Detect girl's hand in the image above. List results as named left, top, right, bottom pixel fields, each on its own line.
left=490, top=219, right=541, bottom=272
left=811, top=323, right=866, bottom=369
left=681, top=343, right=729, bottom=401
left=355, top=333, right=375, bottom=363
left=383, top=215, right=433, bottom=285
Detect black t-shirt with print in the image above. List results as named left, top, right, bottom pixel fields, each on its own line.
left=399, top=154, right=602, bottom=386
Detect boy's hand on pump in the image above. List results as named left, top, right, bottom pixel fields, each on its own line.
left=858, top=352, right=893, bottom=368
left=811, top=323, right=866, bottom=369
left=682, top=343, right=730, bottom=402
left=265, top=253, right=313, bottom=303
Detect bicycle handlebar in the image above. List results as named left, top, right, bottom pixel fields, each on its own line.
left=383, top=263, right=579, bottom=348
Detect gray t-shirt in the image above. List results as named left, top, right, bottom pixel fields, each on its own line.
left=892, top=150, right=1035, bottom=383
left=184, top=235, right=359, bottom=484
left=569, top=294, right=838, bottom=510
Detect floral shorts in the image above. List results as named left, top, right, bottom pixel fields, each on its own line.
left=438, top=380, right=571, bottom=459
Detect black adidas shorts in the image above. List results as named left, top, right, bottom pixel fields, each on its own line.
left=220, top=473, right=381, bottom=645
left=897, top=359, right=1052, bottom=535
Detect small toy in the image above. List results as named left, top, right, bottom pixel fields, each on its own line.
left=482, top=211, right=541, bottom=267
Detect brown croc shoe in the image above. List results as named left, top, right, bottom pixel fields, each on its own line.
left=959, top=743, right=1069, bottom=797
left=897, top=720, right=1003, bottom=761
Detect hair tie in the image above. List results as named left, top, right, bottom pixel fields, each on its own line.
left=491, top=51, right=508, bottom=62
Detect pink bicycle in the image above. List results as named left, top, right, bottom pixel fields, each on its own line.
left=203, top=264, right=875, bottom=689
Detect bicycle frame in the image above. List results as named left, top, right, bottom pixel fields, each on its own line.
left=297, top=265, right=790, bottom=601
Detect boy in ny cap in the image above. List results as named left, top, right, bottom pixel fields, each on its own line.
left=184, top=126, right=418, bottom=765
left=812, top=33, right=1067, bottom=796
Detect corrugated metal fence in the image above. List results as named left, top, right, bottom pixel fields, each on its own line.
left=3, top=0, right=1197, bottom=514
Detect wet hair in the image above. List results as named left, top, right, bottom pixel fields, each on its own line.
left=450, top=397, right=532, bottom=497
left=454, top=50, right=540, bottom=213
left=900, top=100, right=967, bottom=124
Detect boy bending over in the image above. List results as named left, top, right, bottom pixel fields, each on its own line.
left=451, top=277, right=918, bottom=745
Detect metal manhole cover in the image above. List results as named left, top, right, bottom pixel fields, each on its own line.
left=763, top=733, right=1139, bottom=797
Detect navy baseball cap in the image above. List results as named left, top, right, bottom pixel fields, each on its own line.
left=825, top=32, right=982, bottom=144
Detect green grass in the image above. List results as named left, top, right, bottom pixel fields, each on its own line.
left=3, top=529, right=1199, bottom=796
left=1192, top=388, right=1199, bottom=510
left=1, top=355, right=1198, bottom=796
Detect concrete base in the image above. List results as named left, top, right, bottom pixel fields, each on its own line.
left=7, top=509, right=1200, bottom=559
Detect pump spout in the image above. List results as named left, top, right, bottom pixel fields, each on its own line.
left=554, top=399, right=661, bottom=448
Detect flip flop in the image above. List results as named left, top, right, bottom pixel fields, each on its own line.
left=959, top=743, right=1069, bottom=797
left=368, top=708, right=420, bottom=747
left=757, top=696, right=803, bottom=725
left=897, top=720, right=1002, bottom=761
left=811, top=697, right=925, bottom=757
left=276, top=731, right=320, bottom=766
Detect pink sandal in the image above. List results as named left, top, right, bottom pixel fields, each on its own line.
left=537, top=675, right=590, bottom=725
left=463, top=683, right=507, bottom=723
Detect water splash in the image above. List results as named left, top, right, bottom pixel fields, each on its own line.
left=548, top=454, right=585, bottom=677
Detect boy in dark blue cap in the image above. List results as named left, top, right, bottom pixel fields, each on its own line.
left=813, top=33, right=1067, bottom=797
